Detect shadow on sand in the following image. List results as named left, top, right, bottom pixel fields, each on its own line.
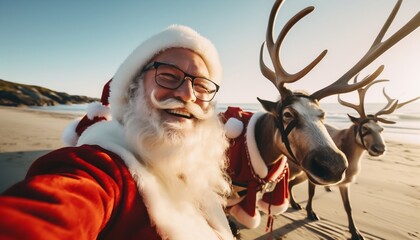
left=0, top=150, right=51, bottom=192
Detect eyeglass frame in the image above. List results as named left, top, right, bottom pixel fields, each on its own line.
left=141, top=61, right=220, bottom=102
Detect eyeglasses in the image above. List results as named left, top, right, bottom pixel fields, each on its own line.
left=141, top=61, right=220, bottom=102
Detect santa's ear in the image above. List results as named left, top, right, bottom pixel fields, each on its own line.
left=257, top=97, right=278, bottom=116
left=347, top=114, right=359, bottom=124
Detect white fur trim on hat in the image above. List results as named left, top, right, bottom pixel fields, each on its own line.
left=110, top=25, right=222, bottom=122
left=229, top=205, right=261, bottom=229
left=224, top=118, right=244, bottom=139
left=61, top=117, right=83, bottom=146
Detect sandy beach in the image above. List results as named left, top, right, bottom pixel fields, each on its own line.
left=1, top=106, right=419, bottom=240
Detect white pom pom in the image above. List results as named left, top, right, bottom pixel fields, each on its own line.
left=224, top=118, right=244, bottom=139
left=87, top=102, right=111, bottom=120
left=61, top=117, right=82, bottom=146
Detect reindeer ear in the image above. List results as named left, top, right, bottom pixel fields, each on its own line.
left=347, top=114, right=359, bottom=124
left=257, top=97, right=278, bottom=115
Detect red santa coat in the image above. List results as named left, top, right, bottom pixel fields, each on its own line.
left=0, top=121, right=233, bottom=240
left=220, top=107, right=289, bottom=229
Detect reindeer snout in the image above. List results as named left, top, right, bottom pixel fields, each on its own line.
left=302, top=148, right=348, bottom=185
left=369, top=144, right=386, bottom=156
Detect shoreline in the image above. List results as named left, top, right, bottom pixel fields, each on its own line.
left=1, top=106, right=419, bottom=239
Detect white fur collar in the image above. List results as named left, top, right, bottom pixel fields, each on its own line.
left=78, top=121, right=233, bottom=240
left=246, top=112, right=270, bottom=178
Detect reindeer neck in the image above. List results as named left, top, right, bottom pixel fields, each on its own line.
left=338, top=124, right=366, bottom=161
left=254, top=113, right=284, bottom=166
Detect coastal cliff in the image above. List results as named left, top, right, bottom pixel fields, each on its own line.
left=0, top=79, right=98, bottom=107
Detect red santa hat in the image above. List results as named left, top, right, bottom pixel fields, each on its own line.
left=109, top=24, right=223, bottom=122
left=62, top=25, right=222, bottom=146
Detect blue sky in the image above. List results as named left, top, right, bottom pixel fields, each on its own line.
left=1, top=0, right=419, bottom=104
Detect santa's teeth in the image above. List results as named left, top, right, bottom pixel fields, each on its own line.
left=168, top=109, right=192, bottom=118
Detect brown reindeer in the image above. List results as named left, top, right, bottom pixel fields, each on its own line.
left=223, top=0, right=419, bottom=232
left=257, top=0, right=419, bottom=180
left=288, top=79, right=420, bottom=240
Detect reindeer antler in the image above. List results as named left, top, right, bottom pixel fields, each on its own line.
left=382, top=88, right=420, bottom=110
left=310, top=0, right=420, bottom=100
left=375, top=88, right=420, bottom=123
left=374, top=88, right=399, bottom=119
left=259, top=0, right=327, bottom=99
left=338, top=78, right=390, bottom=118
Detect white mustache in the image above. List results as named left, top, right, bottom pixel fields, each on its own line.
left=150, top=90, right=214, bottom=120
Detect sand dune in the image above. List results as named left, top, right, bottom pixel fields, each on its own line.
left=1, top=106, right=419, bottom=240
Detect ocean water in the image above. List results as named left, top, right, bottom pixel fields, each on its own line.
left=30, top=104, right=91, bottom=115
left=218, top=102, right=420, bottom=145
left=31, top=102, right=420, bottom=144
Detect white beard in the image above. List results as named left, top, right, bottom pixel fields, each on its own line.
left=123, top=79, right=231, bottom=207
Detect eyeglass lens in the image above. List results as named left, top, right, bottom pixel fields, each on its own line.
left=155, top=64, right=218, bottom=101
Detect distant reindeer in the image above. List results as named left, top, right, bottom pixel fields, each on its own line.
left=223, top=0, right=419, bottom=231
left=288, top=79, right=420, bottom=240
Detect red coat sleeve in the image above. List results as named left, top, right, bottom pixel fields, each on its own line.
left=0, top=145, right=134, bottom=240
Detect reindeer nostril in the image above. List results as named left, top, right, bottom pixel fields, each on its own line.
left=309, top=160, right=330, bottom=179
left=303, top=148, right=348, bottom=185
left=371, top=144, right=385, bottom=154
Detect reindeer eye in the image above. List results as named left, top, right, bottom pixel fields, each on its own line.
left=362, top=126, right=369, bottom=133
left=283, top=111, right=294, bottom=120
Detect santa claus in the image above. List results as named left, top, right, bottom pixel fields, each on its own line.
left=0, top=25, right=234, bottom=240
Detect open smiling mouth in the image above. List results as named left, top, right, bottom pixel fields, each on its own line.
left=165, top=109, right=193, bottom=119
